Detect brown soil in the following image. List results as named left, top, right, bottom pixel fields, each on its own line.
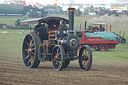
left=0, top=57, right=128, bottom=85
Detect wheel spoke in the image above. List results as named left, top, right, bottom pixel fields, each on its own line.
left=30, top=41, right=32, bottom=46
left=82, top=55, right=89, bottom=60
left=58, top=61, right=62, bottom=66
left=27, top=56, right=34, bottom=65
left=57, top=49, right=59, bottom=54
left=25, top=55, right=30, bottom=59
left=25, top=49, right=28, bottom=51
left=58, top=52, right=61, bottom=56
left=82, top=53, right=86, bottom=56
left=83, top=49, right=87, bottom=54
left=55, top=48, right=61, bottom=58
left=82, top=50, right=86, bottom=56
left=25, top=41, right=30, bottom=47
left=86, top=56, right=89, bottom=59
left=56, top=61, right=59, bottom=65
left=58, top=58, right=61, bottom=60
left=27, top=61, right=31, bottom=65
left=56, top=60, right=62, bottom=66
left=81, top=51, right=89, bottom=67
left=83, top=60, right=88, bottom=67
left=31, top=42, right=35, bottom=47
left=83, top=61, right=86, bottom=66
left=32, top=48, right=35, bottom=51
left=30, top=56, right=34, bottom=62
left=55, top=56, right=62, bottom=67
left=54, top=56, right=61, bottom=61
left=83, top=50, right=85, bottom=54
left=31, top=38, right=33, bottom=42
left=31, top=52, right=35, bottom=55
left=30, top=39, right=33, bottom=46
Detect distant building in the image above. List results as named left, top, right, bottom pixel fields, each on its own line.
left=4, top=0, right=25, bottom=5
left=110, top=3, right=128, bottom=11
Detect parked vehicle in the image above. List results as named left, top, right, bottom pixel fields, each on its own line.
left=28, top=7, right=48, bottom=18
left=0, top=4, right=47, bottom=17
left=79, top=31, right=119, bottom=51
left=82, top=22, right=119, bottom=51
left=0, top=4, right=31, bottom=16
left=0, top=19, right=30, bottom=29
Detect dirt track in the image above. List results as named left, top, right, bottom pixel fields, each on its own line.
left=0, top=56, right=128, bottom=85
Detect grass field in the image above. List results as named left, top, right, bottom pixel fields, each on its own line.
left=0, top=28, right=128, bottom=63
left=0, top=15, right=128, bottom=85
left=0, top=15, right=128, bottom=59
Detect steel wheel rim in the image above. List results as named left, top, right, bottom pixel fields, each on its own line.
left=23, top=35, right=36, bottom=67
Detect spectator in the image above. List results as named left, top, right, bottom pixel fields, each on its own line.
left=100, top=25, right=105, bottom=32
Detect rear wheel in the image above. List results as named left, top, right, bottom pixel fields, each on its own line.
left=52, top=45, right=65, bottom=71
left=79, top=45, right=92, bottom=71
left=100, top=44, right=108, bottom=51
left=22, top=34, right=40, bottom=68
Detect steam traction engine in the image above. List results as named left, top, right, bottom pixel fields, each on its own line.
left=22, top=8, right=92, bottom=71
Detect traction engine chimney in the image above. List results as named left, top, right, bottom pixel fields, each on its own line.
left=68, top=8, right=75, bottom=32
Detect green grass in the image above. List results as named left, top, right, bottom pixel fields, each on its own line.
left=0, top=15, right=128, bottom=64
left=0, top=28, right=29, bottom=58
left=0, top=28, right=128, bottom=62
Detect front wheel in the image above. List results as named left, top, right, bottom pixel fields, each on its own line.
left=79, top=45, right=92, bottom=71
left=52, top=45, right=65, bottom=71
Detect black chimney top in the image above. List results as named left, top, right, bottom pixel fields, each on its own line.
left=68, top=8, right=75, bottom=32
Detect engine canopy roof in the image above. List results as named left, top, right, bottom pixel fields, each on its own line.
left=21, top=17, right=69, bottom=25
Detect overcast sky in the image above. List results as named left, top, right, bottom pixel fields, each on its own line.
left=0, top=0, right=128, bottom=5
left=0, top=0, right=121, bottom=4
left=25, top=0, right=117, bottom=4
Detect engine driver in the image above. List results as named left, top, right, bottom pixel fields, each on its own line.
left=34, top=24, right=48, bottom=41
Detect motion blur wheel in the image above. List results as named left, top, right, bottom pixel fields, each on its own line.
left=22, top=34, right=40, bottom=68
left=52, top=45, right=65, bottom=71
left=79, top=45, right=92, bottom=71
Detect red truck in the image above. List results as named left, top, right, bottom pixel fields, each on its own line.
left=79, top=23, right=119, bottom=51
